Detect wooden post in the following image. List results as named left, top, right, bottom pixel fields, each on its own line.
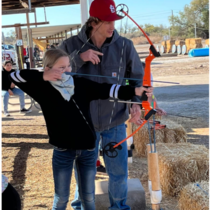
left=125, top=118, right=133, bottom=163
left=65, top=30, right=67, bottom=40
left=15, top=25, right=24, bottom=69
left=46, top=37, right=49, bottom=45
left=71, top=28, right=73, bottom=37
left=147, top=144, right=155, bottom=183
left=26, top=12, right=35, bottom=68
left=149, top=152, right=160, bottom=191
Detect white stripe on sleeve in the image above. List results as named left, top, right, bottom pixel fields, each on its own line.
left=109, top=84, right=116, bottom=98
left=114, top=85, right=121, bottom=99
left=10, top=72, right=21, bottom=83
left=16, top=70, right=26, bottom=82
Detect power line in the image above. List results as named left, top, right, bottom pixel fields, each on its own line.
left=131, top=12, right=171, bottom=18
left=130, top=9, right=180, bottom=17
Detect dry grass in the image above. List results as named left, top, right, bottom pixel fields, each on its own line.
left=178, top=181, right=209, bottom=210
left=156, top=143, right=209, bottom=197
left=131, top=36, right=162, bottom=45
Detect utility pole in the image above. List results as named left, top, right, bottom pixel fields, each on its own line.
left=195, top=23, right=196, bottom=38
left=169, top=27, right=170, bottom=39
left=172, top=10, right=174, bottom=26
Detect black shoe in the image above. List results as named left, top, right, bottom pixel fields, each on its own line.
left=97, top=165, right=106, bottom=174
left=20, top=108, right=32, bottom=113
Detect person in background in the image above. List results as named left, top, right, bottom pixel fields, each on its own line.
left=50, top=45, right=56, bottom=49
left=2, top=60, right=32, bottom=117
left=46, top=44, right=51, bottom=51
left=2, top=174, right=21, bottom=210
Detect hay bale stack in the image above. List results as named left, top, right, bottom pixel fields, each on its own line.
left=133, top=123, right=165, bottom=157
left=161, top=41, right=167, bottom=53
left=133, top=119, right=187, bottom=157
left=156, top=143, right=209, bottom=196
left=175, top=40, right=185, bottom=46
left=162, top=119, right=187, bottom=143
left=166, top=40, right=175, bottom=53
left=178, top=181, right=209, bottom=210
left=190, top=38, right=202, bottom=44
left=205, top=39, right=209, bottom=46
left=185, top=38, right=203, bottom=52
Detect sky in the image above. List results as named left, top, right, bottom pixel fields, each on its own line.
left=2, top=0, right=193, bottom=36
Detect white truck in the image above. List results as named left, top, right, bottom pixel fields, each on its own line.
left=2, top=45, right=17, bottom=65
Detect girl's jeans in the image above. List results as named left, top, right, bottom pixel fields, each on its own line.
left=52, top=148, right=96, bottom=210
left=71, top=123, right=130, bottom=210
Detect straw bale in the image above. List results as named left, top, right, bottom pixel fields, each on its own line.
left=166, top=40, right=175, bottom=45
left=175, top=40, right=185, bottom=46
left=133, top=119, right=187, bottom=157
left=156, top=143, right=209, bottom=196
left=205, top=39, right=209, bottom=45
left=161, top=41, right=166, bottom=46
left=185, top=38, right=191, bottom=45
left=190, top=43, right=203, bottom=49
left=133, top=123, right=165, bottom=157
left=190, top=38, right=202, bottom=44
left=178, top=181, right=209, bottom=210
left=161, top=119, right=187, bottom=143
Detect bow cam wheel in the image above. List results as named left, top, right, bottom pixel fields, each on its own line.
left=103, top=142, right=122, bottom=158
left=116, top=4, right=129, bottom=18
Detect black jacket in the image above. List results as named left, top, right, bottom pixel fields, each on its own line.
left=2, top=68, right=15, bottom=91
left=9, top=70, right=136, bottom=150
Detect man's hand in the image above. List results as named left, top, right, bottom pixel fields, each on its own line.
left=80, top=49, right=103, bottom=65
left=135, top=87, right=153, bottom=98
left=129, top=104, right=144, bottom=125
left=10, top=82, right=15, bottom=89
left=8, top=89, right=13, bottom=95
left=43, top=67, right=63, bottom=81
left=156, top=108, right=167, bottom=116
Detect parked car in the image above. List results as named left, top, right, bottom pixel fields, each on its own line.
left=8, top=44, right=15, bottom=50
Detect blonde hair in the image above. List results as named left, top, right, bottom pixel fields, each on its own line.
left=43, top=49, right=70, bottom=69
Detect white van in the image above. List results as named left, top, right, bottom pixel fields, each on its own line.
left=2, top=45, right=17, bottom=64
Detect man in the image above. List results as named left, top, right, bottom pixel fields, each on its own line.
left=59, top=0, right=144, bottom=209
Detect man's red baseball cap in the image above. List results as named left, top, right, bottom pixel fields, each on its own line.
left=89, top=0, right=123, bottom=21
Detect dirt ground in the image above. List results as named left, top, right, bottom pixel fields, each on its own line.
left=2, top=46, right=209, bottom=210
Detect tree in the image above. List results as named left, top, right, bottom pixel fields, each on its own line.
left=168, top=0, right=209, bottom=38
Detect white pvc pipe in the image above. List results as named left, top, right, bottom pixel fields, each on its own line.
left=80, top=0, right=89, bottom=26
left=150, top=190, right=162, bottom=204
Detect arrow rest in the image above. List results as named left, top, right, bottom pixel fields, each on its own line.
left=103, top=142, right=122, bottom=158
left=116, top=4, right=129, bottom=18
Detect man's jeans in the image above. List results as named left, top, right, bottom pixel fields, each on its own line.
left=52, top=148, right=96, bottom=210
left=2, top=88, right=25, bottom=113
left=71, top=123, right=131, bottom=210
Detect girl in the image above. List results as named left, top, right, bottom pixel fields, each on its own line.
left=9, top=49, right=153, bottom=210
